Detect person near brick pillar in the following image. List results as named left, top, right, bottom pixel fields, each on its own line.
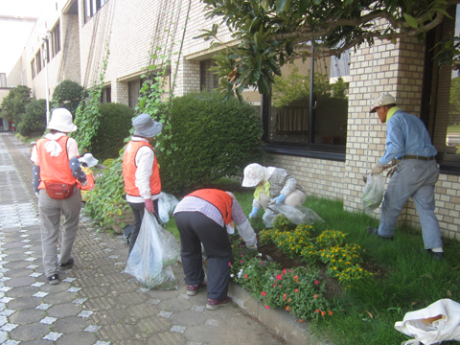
left=242, top=163, right=307, bottom=219
left=173, top=189, right=257, bottom=310
left=122, top=113, right=163, bottom=254
left=366, top=93, right=443, bottom=260
left=31, top=108, right=87, bottom=285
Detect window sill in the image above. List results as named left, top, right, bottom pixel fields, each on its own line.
left=262, top=144, right=346, bottom=162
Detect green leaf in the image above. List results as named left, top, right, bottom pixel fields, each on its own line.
left=403, top=13, right=418, bottom=29
left=276, top=0, right=287, bottom=14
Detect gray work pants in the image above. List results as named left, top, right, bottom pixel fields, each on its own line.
left=378, top=159, right=442, bottom=249
left=38, top=188, right=81, bottom=277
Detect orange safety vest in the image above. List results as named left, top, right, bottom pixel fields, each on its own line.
left=123, top=140, right=161, bottom=197
left=187, top=189, right=234, bottom=226
left=36, top=136, right=77, bottom=190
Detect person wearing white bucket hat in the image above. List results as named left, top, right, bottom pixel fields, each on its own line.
left=30, top=108, right=87, bottom=285
left=366, top=93, right=443, bottom=260
left=78, top=153, right=99, bottom=202
left=123, top=113, right=163, bottom=254
left=242, top=163, right=307, bottom=219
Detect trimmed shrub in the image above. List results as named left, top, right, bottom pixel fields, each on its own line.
left=91, top=103, right=135, bottom=161
left=17, top=99, right=46, bottom=137
left=52, top=79, right=85, bottom=117
left=157, top=92, right=264, bottom=194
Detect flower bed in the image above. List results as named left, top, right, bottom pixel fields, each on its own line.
left=230, top=214, right=375, bottom=323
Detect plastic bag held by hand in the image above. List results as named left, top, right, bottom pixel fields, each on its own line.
left=124, top=213, right=180, bottom=289
left=158, top=192, right=179, bottom=224
left=395, top=299, right=460, bottom=345
left=362, top=174, right=385, bottom=212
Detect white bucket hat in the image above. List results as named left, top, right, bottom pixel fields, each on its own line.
left=79, top=153, right=98, bottom=168
left=133, top=113, right=163, bottom=138
left=47, top=108, right=77, bottom=132
left=242, top=163, right=265, bottom=187
left=370, top=93, right=396, bottom=113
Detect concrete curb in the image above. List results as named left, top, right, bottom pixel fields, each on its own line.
left=229, top=282, right=331, bottom=345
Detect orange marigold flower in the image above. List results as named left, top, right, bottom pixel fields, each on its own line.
left=293, top=275, right=298, bottom=279
left=314, top=294, right=318, bottom=298
left=261, top=291, right=267, bottom=297
left=286, top=306, right=291, bottom=311
left=315, top=309, right=320, bottom=313
left=287, top=298, right=291, bottom=302
left=321, top=311, right=325, bottom=316
left=295, top=289, right=298, bottom=293
left=283, top=293, right=287, bottom=301
left=299, top=319, right=303, bottom=323
left=328, top=310, right=334, bottom=316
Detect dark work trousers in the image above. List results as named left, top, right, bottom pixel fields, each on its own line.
left=128, top=199, right=159, bottom=254
left=174, top=212, right=232, bottom=301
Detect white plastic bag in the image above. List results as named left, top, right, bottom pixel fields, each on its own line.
left=395, top=299, right=460, bottom=345
left=263, top=204, right=325, bottom=227
left=362, top=174, right=385, bottom=212
left=124, top=212, right=180, bottom=289
left=158, top=192, right=179, bottom=224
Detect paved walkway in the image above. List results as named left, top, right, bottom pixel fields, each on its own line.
left=0, top=133, right=288, bottom=345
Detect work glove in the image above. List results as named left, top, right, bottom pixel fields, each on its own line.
left=386, top=165, right=397, bottom=178
left=144, top=199, right=155, bottom=214
left=371, top=162, right=384, bottom=175
left=249, top=206, right=259, bottom=219
left=274, top=193, right=286, bottom=206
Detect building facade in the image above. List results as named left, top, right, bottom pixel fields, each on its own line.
left=8, top=0, right=460, bottom=241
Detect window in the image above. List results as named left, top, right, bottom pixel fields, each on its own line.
left=101, top=86, right=111, bottom=103
left=261, top=46, right=349, bottom=156
left=51, top=22, right=61, bottom=58
left=425, top=5, right=460, bottom=171
left=200, top=60, right=219, bottom=92
left=0, top=73, right=6, bottom=87
left=84, top=0, right=109, bottom=23
left=35, top=50, right=42, bottom=74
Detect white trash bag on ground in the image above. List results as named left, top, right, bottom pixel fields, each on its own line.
left=263, top=204, right=325, bottom=227
left=124, top=212, right=180, bottom=289
left=363, top=174, right=385, bottom=212
left=395, top=298, right=460, bottom=345
left=158, top=192, right=180, bottom=224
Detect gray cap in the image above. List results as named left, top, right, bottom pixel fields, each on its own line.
left=133, top=113, right=163, bottom=138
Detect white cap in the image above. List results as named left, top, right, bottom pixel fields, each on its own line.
left=79, top=153, right=99, bottom=168
left=370, top=93, right=396, bottom=113
left=242, top=163, right=264, bottom=187
left=48, top=108, right=77, bottom=132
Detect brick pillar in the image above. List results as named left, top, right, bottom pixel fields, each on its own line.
left=112, top=79, right=129, bottom=106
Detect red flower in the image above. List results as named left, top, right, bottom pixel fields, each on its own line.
left=293, top=275, right=298, bottom=279
left=314, top=280, right=320, bottom=285
left=283, top=293, right=287, bottom=301
left=265, top=305, right=270, bottom=309
left=314, top=294, right=318, bottom=298
left=321, top=311, right=325, bottom=316
left=272, top=284, right=276, bottom=288
left=315, top=309, right=320, bottom=313
left=286, top=306, right=291, bottom=311
left=294, top=289, right=298, bottom=293
left=282, top=269, right=287, bottom=274
left=276, top=275, right=283, bottom=280
left=328, top=310, right=334, bottom=316
left=261, top=291, right=267, bottom=297
left=299, top=319, right=303, bottom=323
left=244, top=274, right=248, bottom=279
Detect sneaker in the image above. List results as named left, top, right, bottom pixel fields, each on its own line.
left=366, top=227, right=393, bottom=241
left=60, top=257, right=74, bottom=269
left=48, top=274, right=60, bottom=285
left=186, top=282, right=207, bottom=296
left=206, top=296, right=232, bottom=310
left=427, top=250, right=444, bottom=261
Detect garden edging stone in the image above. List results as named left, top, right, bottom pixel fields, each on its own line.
left=229, top=282, right=332, bottom=345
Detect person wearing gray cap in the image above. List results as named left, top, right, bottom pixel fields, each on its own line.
left=366, top=93, right=443, bottom=260
left=122, top=113, right=163, bottom=254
